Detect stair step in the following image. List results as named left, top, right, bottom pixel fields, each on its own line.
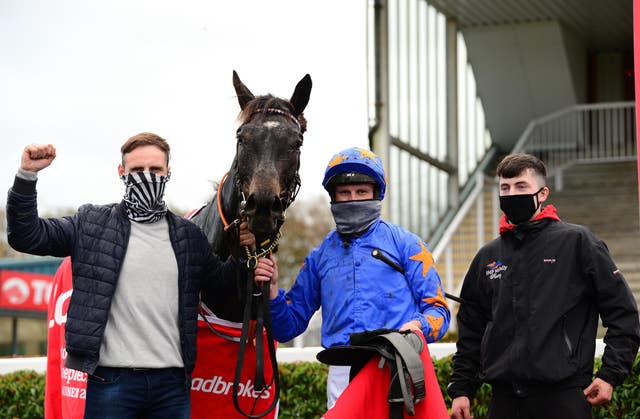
left=617, top=260, right=640, bottom=270
left=552, top=161, right=640, bottom=303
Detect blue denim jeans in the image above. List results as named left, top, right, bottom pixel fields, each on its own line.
left=84, top=366, right=190, bottom=419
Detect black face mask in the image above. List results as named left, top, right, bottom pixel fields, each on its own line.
left=499, top=187, right=544, bottom=225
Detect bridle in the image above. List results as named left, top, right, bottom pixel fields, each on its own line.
left=233, top=107, right=303, bottom=218
left=213, top=106, right=303, bottom=418
left=250, top=107, right=302, bottom=131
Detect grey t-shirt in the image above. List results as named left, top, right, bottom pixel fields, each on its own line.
left=98, top=217, right=183, bottom=368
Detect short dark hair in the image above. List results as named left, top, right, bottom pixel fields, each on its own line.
left=120, top=132, right=170, bottom=166
left=496, top=153, right=547, bottom=184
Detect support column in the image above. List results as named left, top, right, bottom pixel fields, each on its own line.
left=370, top=0, right=391, bottom=220
left=446, top=17, right=459, bottom=208
left=11, top=317, right=18, bottom=356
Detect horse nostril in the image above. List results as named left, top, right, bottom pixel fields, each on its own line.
left=243, top=194, right=257, bottom=215
left=243, top=192, right=284, bottom=228
left=272, top=195, right=283, bottom=214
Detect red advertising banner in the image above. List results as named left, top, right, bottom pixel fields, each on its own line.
left=0, top=269, right=54, bottom=312
left=45, top=257, right=86, bottom=419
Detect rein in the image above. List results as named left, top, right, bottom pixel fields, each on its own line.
left=216, top=172, right=241, bottom=231
left=232, top=236, right=280, bottom=419
left=215, top=172, right=283, bottom=418
left=213, top=106, right=302, bottom=418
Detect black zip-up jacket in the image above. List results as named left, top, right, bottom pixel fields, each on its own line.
left=6, top=176, right=235, bottom=377
left=448, top=208, right=640, bottom=399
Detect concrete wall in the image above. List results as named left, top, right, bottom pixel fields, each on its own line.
left=461, top=20, right=583, bottom=151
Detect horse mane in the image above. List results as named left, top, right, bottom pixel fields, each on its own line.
left=238, top=95, right=308, bottom=133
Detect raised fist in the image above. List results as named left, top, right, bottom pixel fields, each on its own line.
left=21, top=144, right=57, bottom=172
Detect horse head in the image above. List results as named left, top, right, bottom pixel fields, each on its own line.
left=188, top=71, right=311, bottom=322
left=231, top=70, right=312, bottom=241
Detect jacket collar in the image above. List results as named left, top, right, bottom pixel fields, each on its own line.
left=499, top=204, right=560, bottom=235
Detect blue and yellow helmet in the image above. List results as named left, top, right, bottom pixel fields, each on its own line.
left=322, top=147, right=387, bottom=200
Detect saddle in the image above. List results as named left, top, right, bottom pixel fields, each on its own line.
left=317, top=329, right=426, bottom=418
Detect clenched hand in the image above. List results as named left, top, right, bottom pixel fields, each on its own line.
left=21, top=144, right=56, bottom=172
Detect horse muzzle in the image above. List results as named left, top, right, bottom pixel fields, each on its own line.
left=242, top=191, right=285, bottom=236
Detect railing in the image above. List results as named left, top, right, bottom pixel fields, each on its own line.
left=512, top=101, right=637, bottom=177
left=1, top=341, right=615, bottom=374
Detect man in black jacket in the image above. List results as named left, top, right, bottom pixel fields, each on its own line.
left=6, top=133, right=276, bottom=419
left=448, top=153, right=640, bottom=419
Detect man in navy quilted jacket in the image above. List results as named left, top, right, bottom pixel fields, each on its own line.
left=6, top=133, right=276, bottom=419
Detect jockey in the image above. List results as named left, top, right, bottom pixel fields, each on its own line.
left=258, top=146, right=451, bottom=408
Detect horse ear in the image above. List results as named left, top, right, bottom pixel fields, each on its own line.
left=289, top=74, right=312, bottom=116
left=233, top=70, right=255, bottom=110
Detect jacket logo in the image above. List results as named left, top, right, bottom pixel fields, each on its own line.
left=543, top=258, right=556, bottom=264
left=485, top=261, right=507, bottom=280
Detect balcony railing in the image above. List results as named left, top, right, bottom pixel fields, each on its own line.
left=512, top=101, right=636, bottom=177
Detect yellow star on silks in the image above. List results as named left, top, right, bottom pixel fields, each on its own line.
left=356, top=148, right=378, bottom=161
left=409, top=241, right=435, bottom=277
left=327, top=154, right=349, bottom=168
left=422, top=283, right=448, bottom=309
left=425, top=314, right=444, bottom=341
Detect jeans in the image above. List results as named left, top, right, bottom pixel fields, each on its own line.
left=84, top=366, right=190, bottom=419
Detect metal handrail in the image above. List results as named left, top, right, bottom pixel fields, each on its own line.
left=512, top=101, right=636, bottom=174
left=427, top=145, right=497, bottom=250
left=432, top=172, right=486, bottom=261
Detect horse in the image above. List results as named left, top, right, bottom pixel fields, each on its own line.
left=188, top=70, right=312, bottom=323
left=187, top=71, right=312, bottom=418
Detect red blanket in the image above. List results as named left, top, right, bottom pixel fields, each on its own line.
left=190, top=305, right=278, bottom=418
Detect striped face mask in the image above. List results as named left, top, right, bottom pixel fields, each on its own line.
left=121, top=171, right=170, bottom=223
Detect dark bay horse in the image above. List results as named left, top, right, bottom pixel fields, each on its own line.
left=189, top=70, right=312, bottom=323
